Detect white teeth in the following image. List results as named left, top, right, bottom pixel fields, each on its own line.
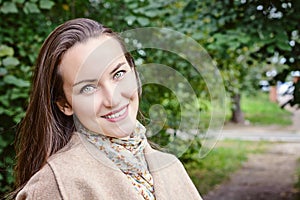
left=104, top=107, right=126, bottom=119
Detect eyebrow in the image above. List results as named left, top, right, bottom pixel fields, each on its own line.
left=110, top=62, right=126, bottom=75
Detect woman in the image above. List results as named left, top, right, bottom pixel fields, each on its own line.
left=13, top=18, right=202, bottom=199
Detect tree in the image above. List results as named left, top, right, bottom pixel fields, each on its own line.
left=148, top=0, right=300, bottom=123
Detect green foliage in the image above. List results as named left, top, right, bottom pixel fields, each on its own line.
left=138, top=49, right=206, bottom=133
left=0, top=0, right=54, bottom=14
left=179, top=137, right=202, bottom=166
left=0, top=2, right=18, bottom=14
left=0, top=0, right=56, bottom=195
left=39, top=0, right=55, bottom=10
left=123, top=0, right=300, bottom=121
left=0, top=44, right=30, bottom=122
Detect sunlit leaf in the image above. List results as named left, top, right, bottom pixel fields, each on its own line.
left=0, top=45, right=14, bottom=57
left=0, top=68, right=8, bottom=76
left=277, top=41, right=291, bottom=51
left=39, top=0, right=55, bottom=10
left=125, top=16, right=136, bottom=25
left=0, top=2, right=18, bottom=14
left=137, top=17, right=150, bottom=26
left=12, top=0, right=25, bottom=3
left=3, top=75, right=30, bottom=87
left=23, top=2, right=40, bottom=14
left=2, top=57, right=20, bottom=67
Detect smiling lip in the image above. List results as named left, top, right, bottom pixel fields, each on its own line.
left=101, top=105, right=128, bottom=122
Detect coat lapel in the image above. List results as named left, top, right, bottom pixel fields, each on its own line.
left=144, top=144, right=179, bottom=200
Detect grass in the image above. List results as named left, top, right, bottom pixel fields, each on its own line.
left=200, top=91, right=292, bottom=129
left=184, top=139, right=268, bottom=195
left=295, top=159, right=300, bottom=197
left=241, top=92, right=292, bottom=126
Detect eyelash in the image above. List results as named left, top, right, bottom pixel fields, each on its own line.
left=80, top=85, right=97, bottom=94
left=113, top=70, right=126, bottom=80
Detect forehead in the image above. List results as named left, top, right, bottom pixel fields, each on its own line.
left=59, top=35, right=126, bottom=84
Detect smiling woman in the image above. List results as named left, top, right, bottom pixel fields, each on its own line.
left=8, top=18, right=202, bottom=200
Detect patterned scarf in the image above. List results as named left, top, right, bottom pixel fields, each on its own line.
left=78, top=121, right=155, bottom=200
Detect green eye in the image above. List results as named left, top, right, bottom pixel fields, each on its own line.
left=113, top=70, right=126, bottom=80
left=80, top=85, right=97, bottom=94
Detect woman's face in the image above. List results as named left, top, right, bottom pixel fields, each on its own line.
left=58, top=35, right=139, bottom=138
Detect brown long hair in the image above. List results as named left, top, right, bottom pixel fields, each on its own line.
left=13, top=18, right=139, bottom=195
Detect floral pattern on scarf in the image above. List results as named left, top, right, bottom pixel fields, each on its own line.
left=78, top=121, right=155, bottom=200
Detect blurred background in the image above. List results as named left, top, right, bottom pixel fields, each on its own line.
left=0, top=0, right=299, bottom=198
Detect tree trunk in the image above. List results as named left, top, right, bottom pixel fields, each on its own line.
left=230, top=93, right=245, bottom=124
left=269, top=86, right=277, bottom=103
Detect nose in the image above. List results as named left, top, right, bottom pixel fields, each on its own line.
left=101, top=82, right=121, bottom=108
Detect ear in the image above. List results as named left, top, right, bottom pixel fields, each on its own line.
left=56, top=100, right=74, bottom=116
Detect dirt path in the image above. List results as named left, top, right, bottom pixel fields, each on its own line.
left=203, top=143, right=300, bottom=200
left=203, top=106, right=300, bottom=200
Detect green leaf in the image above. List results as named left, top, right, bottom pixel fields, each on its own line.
left=127, top=2, right=138, bottom=9
left=0, top=136, right=7, bottom=147
left=267, top=45, right=275, bottom=54
left=137, top=17, right=150, bottom=26
left=0, top=107, right=4, bottom=115
left=277, top=41, right=291, bottom=51
left=143, top=11, right=159, bottom=18
left=13, top=0, right=25, bottom=3
left=229, top=41, right=240, bottom=50
left=11, top=88, right=29, bottom=100
left=0, top=68, right=8, bottom=76
left=13, top=111, right=26, bottom=123
left=192, top=32, right=204, bottom=40
left=3, top=75, right=30, bottom=87
left=124, top=16, right=136, bottom=25
left=39, top=0, right=55, bottom=9
left=0, top=94, right=9, bottom=107
left=0, top=45, right=14, bottom=57
left=23, top=2, right=40, bottom=14
left=2, top=57, right=20, bottom=67
left=0, top=2, right=18, bottom=14
left=238, top=35, right=251, bottom=44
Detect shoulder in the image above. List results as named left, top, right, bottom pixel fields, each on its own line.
left=145, top=144, right=187, bottom=173
left=49, top=133, right=85, bottom=160
left=47, top=133, right=116, bottom=170
left=16, top=133, right=90, bottom=200
left=16, top=164, right=62, bottom=200
left=145, top=144, right=203, bottom=199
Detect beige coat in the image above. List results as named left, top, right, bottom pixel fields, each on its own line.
left=16, top=132, right=202, bottom=200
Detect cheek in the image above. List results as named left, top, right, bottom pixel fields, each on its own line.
left=118, top=72, right=139, bottom=98
left=72, top=95, right=101, bottom=117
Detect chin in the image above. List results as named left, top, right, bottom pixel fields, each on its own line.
left=113, top=122, right=136, bottom=138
